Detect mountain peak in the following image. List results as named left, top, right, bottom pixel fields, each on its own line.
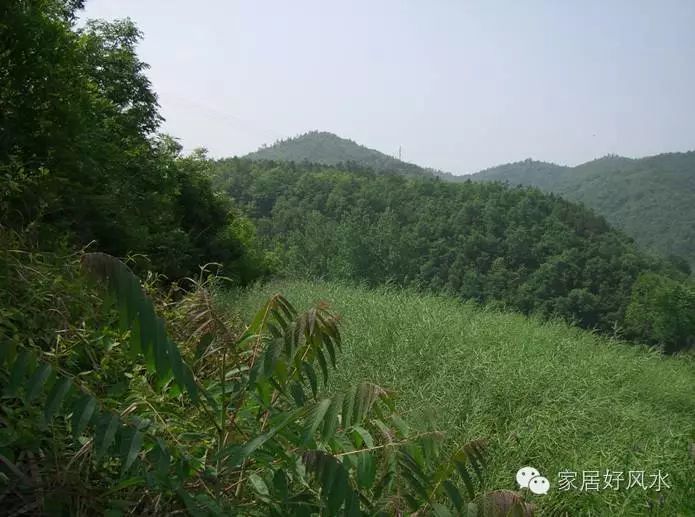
left=246, top=131, right=453, bottom=178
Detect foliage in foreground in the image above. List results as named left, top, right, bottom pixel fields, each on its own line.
left=0, top=242, right=534, bottom=515
left=230, top=279, right=695, bottom=516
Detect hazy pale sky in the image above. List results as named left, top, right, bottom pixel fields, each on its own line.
left=81, top=0, right=695, bottom=174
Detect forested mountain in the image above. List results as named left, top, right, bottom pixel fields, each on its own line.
left=248, top=133, right=695, bottom=267
left=471, top=153, right=695, bottom=268
left=246, top=130, right=457, bottom=179
left=212, top=158, right=694, bottom=352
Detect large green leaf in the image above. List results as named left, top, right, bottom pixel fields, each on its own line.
left=43, top=376, right=72, bottom=423
left=71, top=394, right=97, bottom=438
left=7, top=349, right=33, bottom=395
left=95, top=412, right=121, bottom=462
left=25, top=362, right=52, bottom=402
left=121, top=428, right=145, bottom=473
left=303, top=398, right=331, bottom=445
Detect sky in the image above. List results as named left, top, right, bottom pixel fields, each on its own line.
left=80, top=0, right=695, bottom=174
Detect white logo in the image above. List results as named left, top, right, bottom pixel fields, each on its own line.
left=529, top=475, right=550, bottom=495
left=516, top=466, right=550, bottom=495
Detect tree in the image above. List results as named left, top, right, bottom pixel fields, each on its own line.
left=624, top=273, right=695, bottom=353
left=1, top=1, right=266, bottom=282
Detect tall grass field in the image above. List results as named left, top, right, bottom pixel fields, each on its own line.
left=225, top=280, right=695, bottom=516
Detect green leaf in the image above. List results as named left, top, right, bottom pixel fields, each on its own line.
left=350, top=425, right=375, bottom=449
left=7, top=349, right=33, bottom=395
left=289, top=381, right=305, bottom=406
left=71, top=395, right=97, bottom=438
left=121, top=428, right=144, bottom=473
left=0, top=340, right=17, bottom=367
left=244, top=298, right=274, bottom=337
left=303, top=398, right=332, bottom=444
left=168, top=338, right=186, bottom=392
left=95, top=412, right=121, bottom=461
left=249, top=473, right=270, bottom=496
left=342, top=385, right=357, bottom=429
left=153, top=317, right=171, bottom=382
left=443, top=479, right=464, bottom=511
left=177, top=489, right=207, bottom=517
left=273, top=469, right=289, bottom=500
left=223, top=409, right=303, bottom=467
left=344, top=489, right=361, bottom=517
left=302, top=451, right=349, bottom=514
left=276, top=295, right=297, bottom=322
left=353, top=382, right=373, bottom=424
left=326, top=463, right=348, bottom=515
left=182, top=365, right=200, bottom=403
left=26, top=362, right=52, bottom=402
left=355, top=452, right=376, bottom=489
left=321, top=394, right=343, bottom=442
left=153, top=438, right=170, bottom=477
left=322, top=334, right=337, bottom=368
left=432, top=502, right=454, bottom=517
left=138, top=298, right=156, bottom=361
left=301, top=361, right=318, bottom=398
left=129, top=318, right=142, bottom=358
left=43, top=376, right=72, bottom=423
left=195, top=333, right=214, bottom=359
left=315, top=347, right=329, bottom=385
left=454, top=460, right=476, bottom=499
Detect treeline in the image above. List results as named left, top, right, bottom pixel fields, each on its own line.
left=1, top=0, right=267, bottom=283
left=212, top=158, right=695, bottom=352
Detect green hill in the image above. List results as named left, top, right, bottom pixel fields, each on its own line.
left=228, top=279, right=695, bottom=516
left=245, top=130, right=457, bottom=179
left=248, top=133, right=695, bottom=267
left=212, top=158, right=694, bottom=352
left=471, top=153, right=695, bottom=268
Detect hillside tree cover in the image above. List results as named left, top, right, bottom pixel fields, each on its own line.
left=247, top=131, right=695, bottom=271
left=212, top=158, right=694, bottom=352
left=472, top=154, right=695, bottom=269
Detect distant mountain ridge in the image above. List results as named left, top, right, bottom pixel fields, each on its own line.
left=244, top=131, right=695, bottom=267
left=471, top=152, right=695, bottom=268
left=245, top=131, right=457, bottom=179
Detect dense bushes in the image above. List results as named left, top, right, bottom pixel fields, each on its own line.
left=0, top=1, right=267, bottom=283
left=0, top=241, right=522, bottom=515
left=624, top=273, right=695, bottom=353
left=212, top=158, right=692, bottom=352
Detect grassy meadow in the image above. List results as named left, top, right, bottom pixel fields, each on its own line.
left=224, top=279, right=695, bottom=516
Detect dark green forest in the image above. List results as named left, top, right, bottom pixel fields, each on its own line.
left=1, top=2, right=267, bottom=283
left=472, top=153, right=695, bottom=269
left=249, top=131, right=695, bottom=271
left=212, top=158, right=694, bottom=352
left=1, top=1, right=694, bottom=515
